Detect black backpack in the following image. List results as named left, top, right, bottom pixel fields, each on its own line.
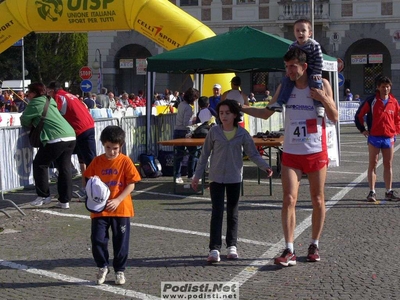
left=192, top=122, right=212, bottom=138
left=157, top=150, right=174, bottom=176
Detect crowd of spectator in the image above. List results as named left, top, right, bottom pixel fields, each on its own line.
left=81, top=88, right=147, bottom=110
left=0, top=83, right=276, bottom=117
left=0, top=86, right=152, bottom=115
left=0, top=88, right=28, bottom=112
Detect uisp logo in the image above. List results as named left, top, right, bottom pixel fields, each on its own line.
left=36, top=0, right=63, bottom=21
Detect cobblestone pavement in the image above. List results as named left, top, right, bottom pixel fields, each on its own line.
left=1, top=125, right=400, bottom=299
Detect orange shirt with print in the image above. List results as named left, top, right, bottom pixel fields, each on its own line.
left=84, top=153, right=141, bottom=219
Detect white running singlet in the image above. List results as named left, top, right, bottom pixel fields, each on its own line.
left=283, top=86, right=327, bottom=154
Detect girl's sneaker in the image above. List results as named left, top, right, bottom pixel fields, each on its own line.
left=227, top=246, right=239, bottom=259
left=207, top=250, right=220, bottom=263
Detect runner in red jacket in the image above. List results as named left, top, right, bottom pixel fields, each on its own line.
left=354, top=76, right=400, bottom=202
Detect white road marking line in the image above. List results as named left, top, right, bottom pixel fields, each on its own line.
left=340, top=141, right=366, bottom=145
left=325, top=186, right=353, bottom=189
left=248, top=202, right=312, bottom=211
left=327, top=171, right=362, bottom=174
left=0, top=259, right=161, bottom=300
left=339, top=160, right=369, bottom=163
left=37, top=210, right=272, bottom=246
left=0, top=229, right=20, bottom=234
left=340, top=151, right=367, bottom=154
left=134, top=190, right=208, bottom=201
left=247, top=203, right=282, bottom=208
left=243, top=179, right=282, bottom=185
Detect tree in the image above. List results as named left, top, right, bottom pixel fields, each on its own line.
left=0, top=32, right=88, bottom=93
left=28, top=32, right=88, bottom=85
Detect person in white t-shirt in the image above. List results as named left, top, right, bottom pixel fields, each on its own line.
left=221, top=76, right=249, bottom=126
left=196, top=96, right=217, bottom=124
left=221, top=76, right=249, bottom=107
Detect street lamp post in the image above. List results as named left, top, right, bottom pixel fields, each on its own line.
left=311, top=0, right=315, bottom=39
left=21, top=38, right=26, bottom=92
left=92, top=49, right=102, bottom=93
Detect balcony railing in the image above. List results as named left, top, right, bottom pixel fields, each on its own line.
left=278, top=0, right=330, bottom=20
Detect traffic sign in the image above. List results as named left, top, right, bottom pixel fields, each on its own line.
left=13, top=39, right=23, bottom=47
left=338, top=73, right=345, bottom=87
left=80, top=80, right=93, bottom=92
left=79, top=66, right=92, bottom=80
left=337, top=58, right=344, bottom=73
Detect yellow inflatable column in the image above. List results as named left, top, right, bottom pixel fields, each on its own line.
left=0, top=1, right=31, bottom=52
left=127, top=0, right=234, bottom=96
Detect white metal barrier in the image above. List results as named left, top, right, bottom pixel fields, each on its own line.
left=246, top=112, right=284, bottom=136
left=339, top=101, right=360, bottom=124
left=93, top=118, right=120, bottom=155
left=0, top=112, right=22, bottom=127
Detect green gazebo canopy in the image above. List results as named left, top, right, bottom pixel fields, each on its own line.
left=147, top=26, right=337, bottom=74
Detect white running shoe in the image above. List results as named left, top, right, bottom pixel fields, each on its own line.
left=175, top=177, right=184, bottom=184
left=55, top=202, right=70, bottom=209
left=227, top=246, right=239, bottom=259
left=115, top=271, right=126, bottom=285
left=207, top=250, right=221, bottom=263
left=96, top=267, right=109, bottom=285
left=30, top=196, right=52, bottom=207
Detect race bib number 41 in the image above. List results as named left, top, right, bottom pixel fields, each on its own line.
left=289, top=119, right=322, bottom=144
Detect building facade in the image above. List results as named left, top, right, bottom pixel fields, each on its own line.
left=88, top=0, right=400, bottom=101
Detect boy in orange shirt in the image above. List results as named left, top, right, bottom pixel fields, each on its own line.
left=84, top=125, right=141, bottom=285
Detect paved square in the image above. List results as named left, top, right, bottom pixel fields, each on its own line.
left=1, top=125, right=400, bottom=299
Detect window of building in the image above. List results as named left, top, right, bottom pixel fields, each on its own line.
left=364, top=64, right=382, bottom=94
left=180, top=0, right=199, bottom=6
left=381, top=2, right=393, bottom=15
left=341, top=3, right=353, bottom=17
left=238, top=0, right=256, bottom=4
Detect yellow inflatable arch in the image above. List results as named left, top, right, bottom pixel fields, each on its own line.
left=0, top=0, right=233, bottom=93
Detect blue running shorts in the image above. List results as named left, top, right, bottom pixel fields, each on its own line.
left=368, top=136, right=395, bottom=149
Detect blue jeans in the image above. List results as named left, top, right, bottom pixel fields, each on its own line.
left=277, top=73, right=323, bottom=108
left=173, top=129, right=198, bottom=178
left=209, top=182, right=241, bottom=251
